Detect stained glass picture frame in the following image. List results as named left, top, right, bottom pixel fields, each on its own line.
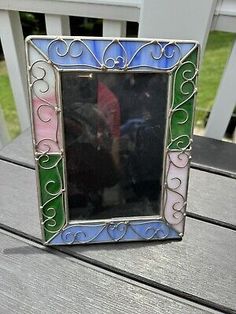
left=25, top=36, right=200, bottom=245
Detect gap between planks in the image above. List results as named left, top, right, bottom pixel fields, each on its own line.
left=0, top=222, right=233, bottom=314
left=0, top=156, right=235, bottom=231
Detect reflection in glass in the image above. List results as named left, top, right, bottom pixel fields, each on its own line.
left=61, top=72, right=168, bottom=220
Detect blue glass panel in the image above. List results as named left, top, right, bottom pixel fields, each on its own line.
left=32, top=38, right=195, bottom=71
left=50, top=220, right=180, bottom=245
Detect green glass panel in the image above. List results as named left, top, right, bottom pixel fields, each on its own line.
left=168, top=49, right=198, bottom=150
left=38, top=154, right=65, bottom=242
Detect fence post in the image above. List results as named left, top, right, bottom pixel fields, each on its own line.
left=138, top=0, right=217, bottom=52
left=103, top=20, right=127, bottom=37
left=45, top=14, right=71, bottom=35
left=205, top=40, right=236, bottom=139
left=0, top=10, right=29, bottom=131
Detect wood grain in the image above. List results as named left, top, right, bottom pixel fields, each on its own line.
left=69, top=218, right=236, bottom=311
left=0, top=230, right=216, bottom=314
left=188, top=169, right=236, bottom=227
left=0, top=159, right=235, bottom=311
left=192, top=135, right=236, bottom=178
left=0, top=129, right=34, bottom=168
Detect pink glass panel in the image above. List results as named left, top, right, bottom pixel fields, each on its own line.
left=29, top=44, right=61, bottom=153
left=164, top=151, right=190, bottom=234
left=32, top=94, right=60, bottom=153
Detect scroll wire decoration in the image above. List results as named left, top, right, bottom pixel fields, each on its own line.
left=47, top=38, right=102, bottom=69
left=47, top=38, right=182, bottom=70
left=37, top=154, right=65, bottom=235
left=126, top=40, right=182, bottom=70
left=164, top=151, right=190, bottom=226
left=30, top=59, right=61, bottom=153
left=102, top=39, right=128, bottom=69
left=61, top=221, right=171, bottom=244
left=168, top=60, right=198, bottom=150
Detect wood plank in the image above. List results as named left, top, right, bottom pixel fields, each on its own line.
left=69, top=219, right=236, bottom=312
left=192, top=135, right=236, bottom=179
left=0, top=160, right=235, bottom=311
left=0, top=0, right=141, bottom=22
left=0, top=129, right=34, bottom=169
left=212, top=0, right=236, bottom=33
left=188, top=169, right=236, bottom=227
left=1, top=131, right=236, bottom=226
left=0, top=231, right=213, bottom=314
left=1, top=0, right=235, bottom=33
left=0, top=160, right=41, bottom=238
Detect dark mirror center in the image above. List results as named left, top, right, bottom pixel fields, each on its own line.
left=61, top=72, right=168, bottom=220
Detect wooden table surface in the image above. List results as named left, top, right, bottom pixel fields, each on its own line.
left=0, top=130, right=235, bottom=314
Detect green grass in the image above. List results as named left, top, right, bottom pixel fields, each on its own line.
left=0, top=31, right=235, bottom=139
left=0, top=61, right=20, bottom=138
left=196, top=31, right=236, bottom=126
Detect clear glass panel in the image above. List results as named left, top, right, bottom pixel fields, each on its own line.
left=61, top=72, right=168, bottom=220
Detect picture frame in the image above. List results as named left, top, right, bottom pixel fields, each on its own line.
left=25, top=36, right=200, bottom=245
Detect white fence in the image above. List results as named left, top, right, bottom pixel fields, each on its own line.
left=0, top=0, right=235, bottom=147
